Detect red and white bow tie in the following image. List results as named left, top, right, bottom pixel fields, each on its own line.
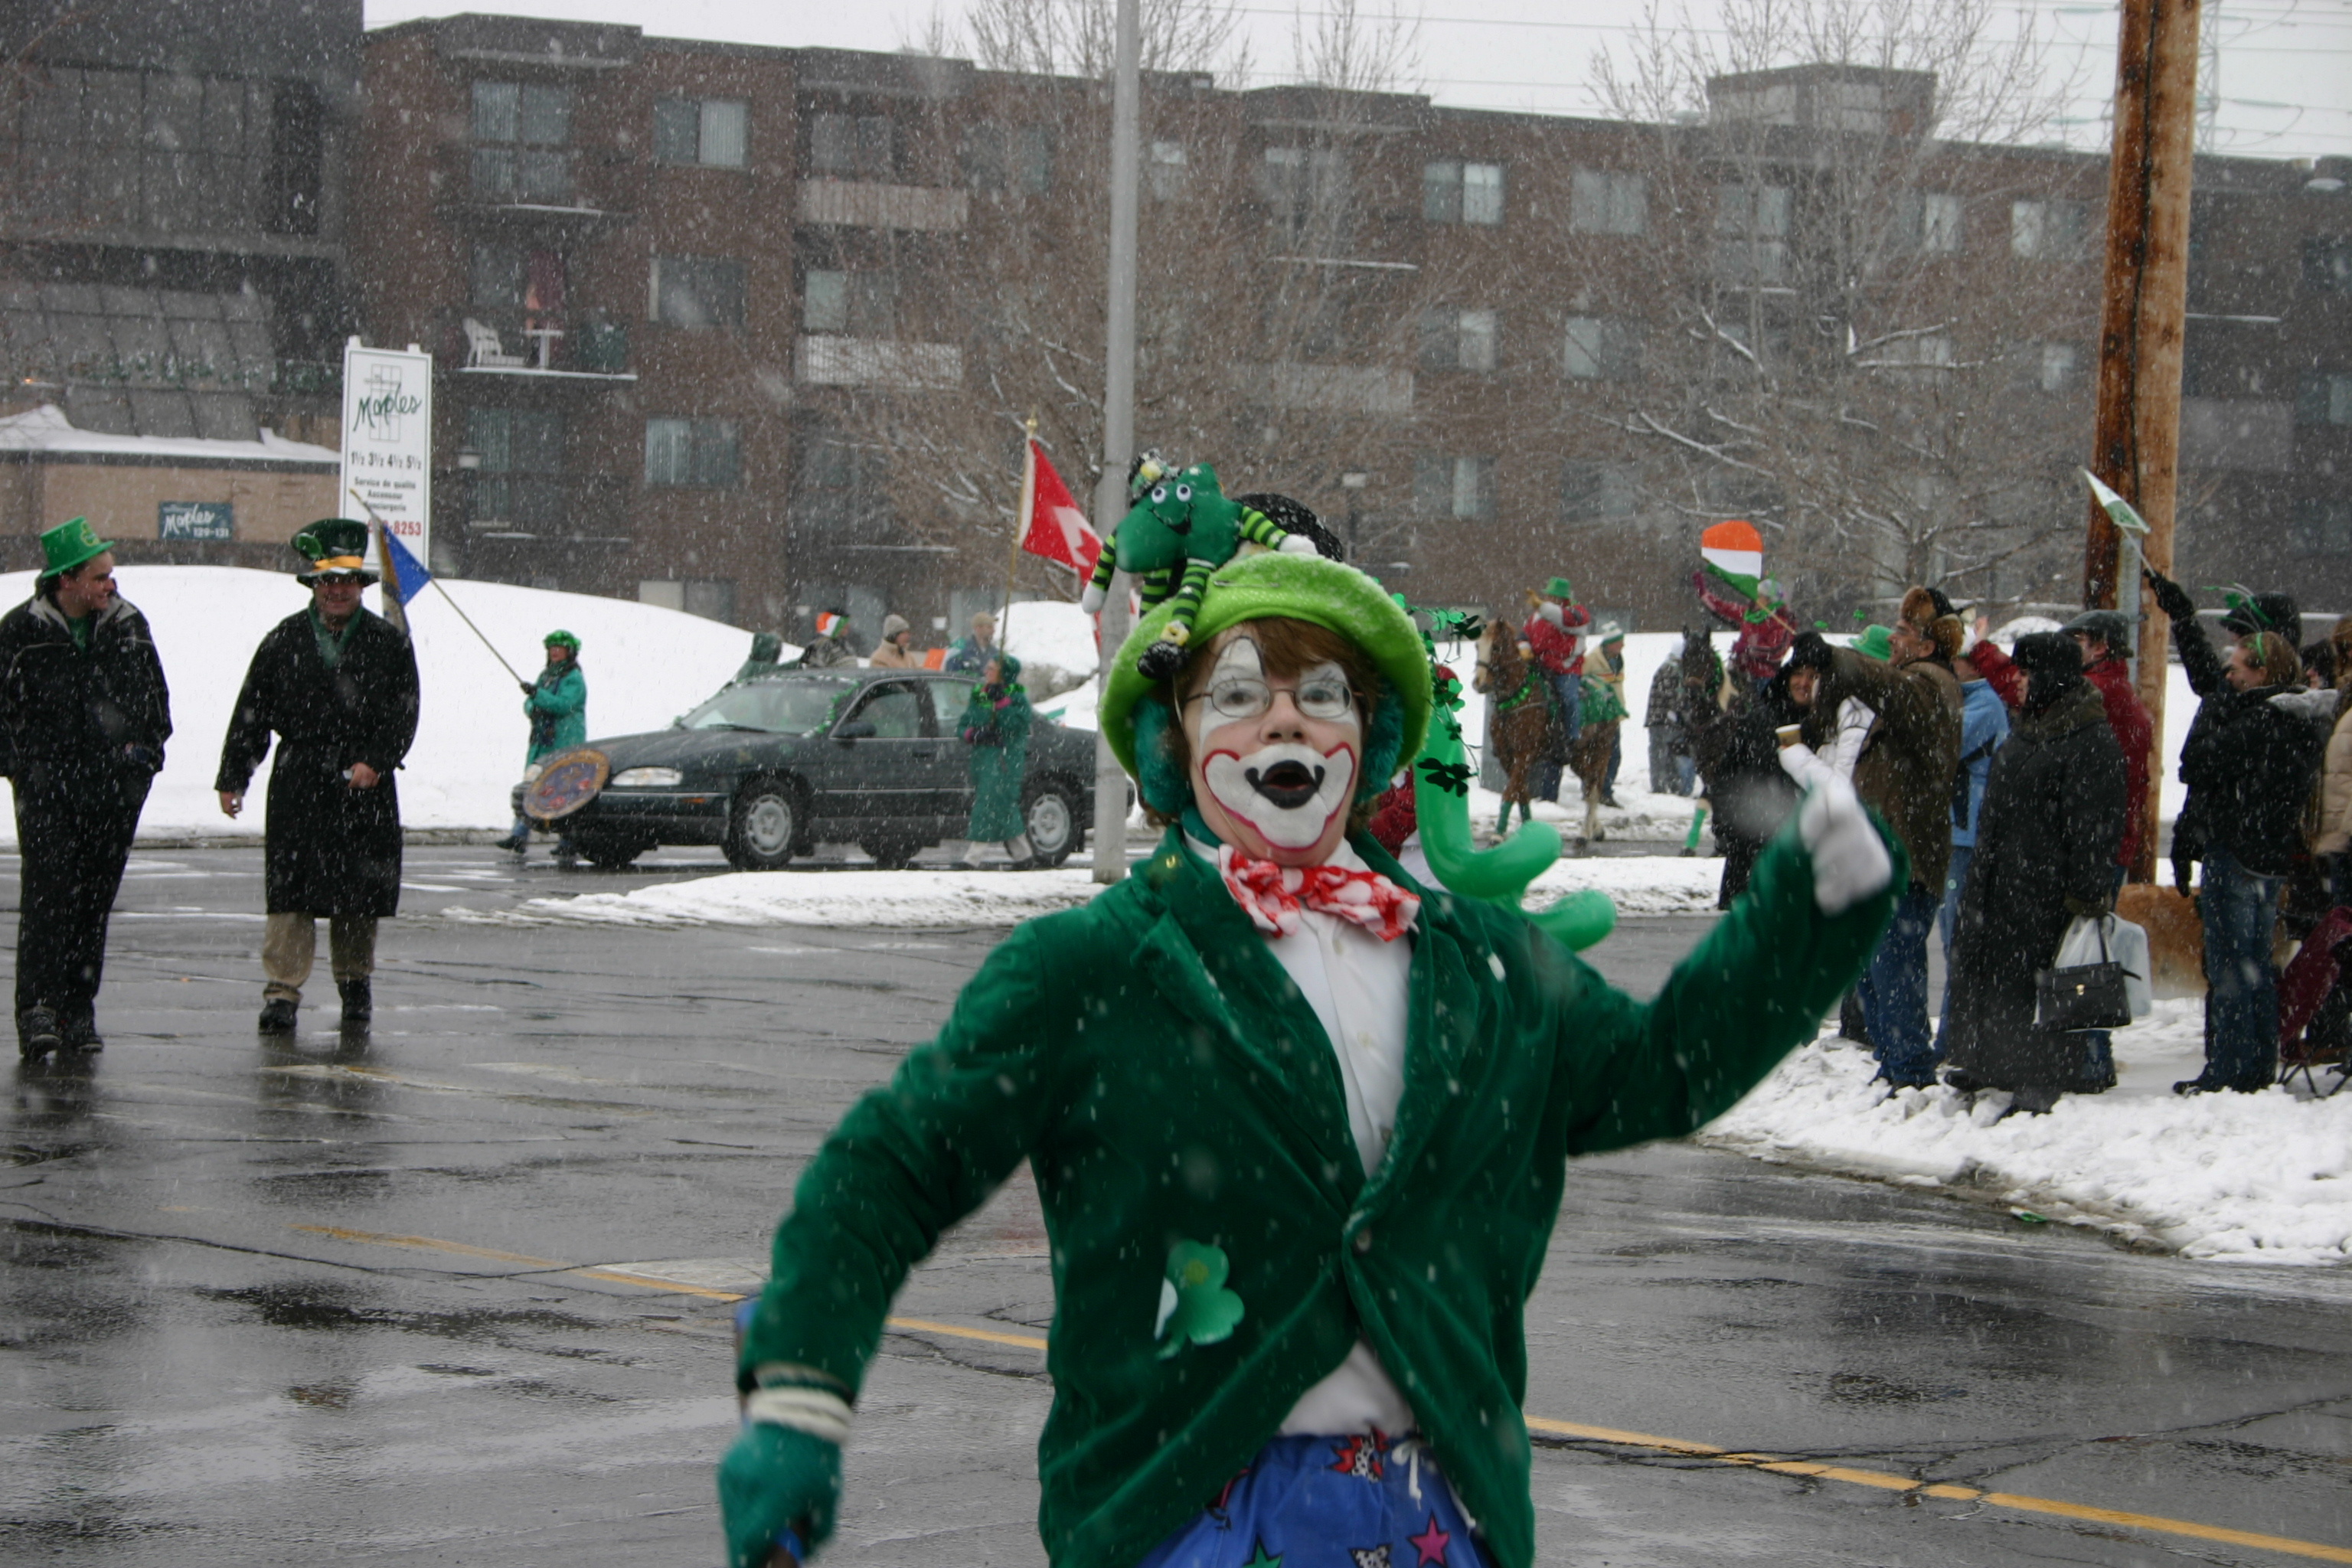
left=1217, top=845, right=1420, bottom=942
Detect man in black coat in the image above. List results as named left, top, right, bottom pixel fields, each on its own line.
left=215, top=520, right=420, bottom=1034
left=2147, top=567, right=2322, bottom=1093
left=1941, top=634, right=2125, bottom=1112
left=0, top=518, right=171, bottom=1057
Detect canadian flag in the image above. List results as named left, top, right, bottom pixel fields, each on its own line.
left=1019, top=437, right=1102, bottom=578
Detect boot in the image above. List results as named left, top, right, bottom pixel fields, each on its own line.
left=258, top=998, right=298, bottom=1034
left=59, top=1011, right=103, bottom=1052
left=338, top=978, right=372, bottom=1024
left=18, top=1006, right=61, bottom=1060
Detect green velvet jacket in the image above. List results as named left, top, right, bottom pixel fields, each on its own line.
left=741, top=819, right=1899, bottom=1568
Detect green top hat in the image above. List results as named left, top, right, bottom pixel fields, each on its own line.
left=40, top=516, right=113, bottom=579
left=1544, top=576, right=1575, bottom=599
left=292, top=518, right=378, bottom=585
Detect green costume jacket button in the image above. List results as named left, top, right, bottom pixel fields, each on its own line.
left=1352, top=1228, right=1374, bottom=1255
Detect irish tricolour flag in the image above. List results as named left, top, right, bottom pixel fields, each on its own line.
left=1700, top=519, right=1766, bottom=599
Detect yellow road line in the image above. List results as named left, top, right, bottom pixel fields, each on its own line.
left=291, top=1225, right=2352, bottom=1565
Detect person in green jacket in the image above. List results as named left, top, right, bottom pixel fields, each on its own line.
left=958, top=653, right=1036, bottom=870
left=721, top=550, right=1901, bottom=1568
left=498, top=629, right=586, bottom=860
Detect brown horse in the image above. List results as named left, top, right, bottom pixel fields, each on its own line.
left=1566, top=700, right=1620, bottom=849
left=1475, top=622, right=1552, bottom=834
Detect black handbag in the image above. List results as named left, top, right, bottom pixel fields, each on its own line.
left=2035, top=920, right=2133, bottom=1033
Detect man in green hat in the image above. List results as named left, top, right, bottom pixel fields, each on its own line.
left=214, top=519, right=420, bottom=1033
left=0, top=517, right=172, bottom=1057
left=720, top=547, right=1900, bottom=1568
left=498, top=629, right=586, bottom=861
left=1523, top=574, right=1589, bottom=801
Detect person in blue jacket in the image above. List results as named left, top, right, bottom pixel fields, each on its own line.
left=1936, top=640, right=2009, bottom=1047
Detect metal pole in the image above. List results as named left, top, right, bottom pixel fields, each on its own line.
left=2082, top=0, right=2200, bottom=883
left=1090, top=0, right=1142, bottom=886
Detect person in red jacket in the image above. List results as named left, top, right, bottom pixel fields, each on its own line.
left=1694, top=571, right=1798, bottom=691
left=1524, top=577, right=1589, bottom=799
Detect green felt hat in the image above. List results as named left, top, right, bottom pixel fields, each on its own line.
left=39, top=516, right=113, bottom=578
left=293, top=518, right=377, bottom=584
left=1099, top=550, right=1431, bottom=799
left=544, top=629, right=580, bottom=652
left=1854, top=624, right=1894, bottom=662
left=1544, top=576, right=1575, bottom=599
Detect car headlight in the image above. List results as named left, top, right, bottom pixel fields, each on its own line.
left=521, top=762, right=545, bottom=783
left=610, top=766, right=684, bottom=788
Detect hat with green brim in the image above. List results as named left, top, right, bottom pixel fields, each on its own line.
left=1099, top=550, right=1431, bottom=798
left=39, top=516, right=113, bottom=579
left=1544, top=576, right=1575, bottom=599
left=1854, top=624, right=1893, bottom=662
left=293, top=518, right=378, bottom=585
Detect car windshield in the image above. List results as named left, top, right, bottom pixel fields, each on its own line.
left=679, top=676, right=853, bottom=736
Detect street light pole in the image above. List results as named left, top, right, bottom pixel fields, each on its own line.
left=1089, top=0, right=1142, bottom=885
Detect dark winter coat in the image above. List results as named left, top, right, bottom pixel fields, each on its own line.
left=1807, top=648, right=1963, bottom=892
left=1685, top=655, right=1803, bottom=906
left=0, top=593, right=171, bottom=801
left=215, top=606, right=420, bottom=916
left=2175, top=683, right=2323, bottom=880
left=1942, top=680, right=2127, bottom=1093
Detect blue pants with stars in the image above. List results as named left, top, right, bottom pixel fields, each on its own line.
left=1135, top=1432, right=1488, bottom=1568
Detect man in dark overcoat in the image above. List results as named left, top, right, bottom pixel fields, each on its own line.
left=214, top=519, right=420, bottom=1033
left=0, top=517, right=171, bottom=1057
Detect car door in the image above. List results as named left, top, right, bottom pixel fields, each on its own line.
left=925, top=676, right=979, bottom=825
left=822, top=681, right=933, bottom=826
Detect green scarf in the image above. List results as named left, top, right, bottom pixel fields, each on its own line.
left=309, top=606, right=360, bottom=670
left=67, top=613, right=91, bottom=652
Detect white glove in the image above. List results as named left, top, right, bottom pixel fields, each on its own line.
left=1827, top=696, right=1876, bottom=782
left=1276, top=533, right=1318, bottom=555
left=1778, top=740, right=1834, bottom=792
left=1796, top=771, right=1893, bottom=916
left=1079, top=581, right=1107, bottom=615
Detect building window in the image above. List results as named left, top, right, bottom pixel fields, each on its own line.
left=794, top=430, right=889, bottom=534
left=1147, top=139, right=1189, bottom=200
left=472, top=243, right=525, bottom=310
left=2298, top=371, right=2352, bottom=424
left=2011, top=198, right=2089, bottom=259
left=651, top=256, right=746, bottom=330
left=2290, top=498, right=2352, bottom=556
left=1907, top=191, right=1962, bottom=253
left=1560, top=462, right=1639, bottom=521
left=810, top=112, right=894, bottom=178
left=466, top=407, right=566, bottom=528
left=472, top=80, right=571, bottom=203
left=1259, top=145, right=1346, bottom=227
left=1569, top=168, right=1646, bottom=235
left=2039, top=342, right=2081, bottom=393
left=2306, top=240, right=2352, bottom=294
left=964, top=125, right=1053, bottom=194
left=654, top=97, right=749, bottom=168
left=645, top=417, right=742, bottom=488
left=1413, top=454, right=1495, bottom=520
left=1423, top=161, right=1504, bottom=225
left=1715, top=184, right=1792, bottom=284
left=266, top=80, right=325, bottom=237
left=1563, top=316, right=1639, bottom=381
left=802, top=270, right=895, bottom=335
left=1419, top=308, right=1498, bottom=372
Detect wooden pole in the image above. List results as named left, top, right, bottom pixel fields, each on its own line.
left=1003, top=415, right=1037, bottom=649
left=2082, top=0, right=2200, bottom=882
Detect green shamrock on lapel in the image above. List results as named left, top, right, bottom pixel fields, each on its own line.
left=1154, top=1239, right=1244, bottom=1358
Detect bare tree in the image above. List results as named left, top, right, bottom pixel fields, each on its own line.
left=1570, top=0, right=2102, bottom=615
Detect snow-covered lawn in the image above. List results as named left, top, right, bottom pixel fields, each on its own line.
left=1707, top=998, right=2352, bottom=1264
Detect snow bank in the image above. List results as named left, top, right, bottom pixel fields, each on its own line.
left=1707, top=998, right=2352, bottom=1263
left=470, top=866, right=1105, bottom=929
left=0, top=565, right=763, bottom=842
left=998, top=600, right=1099, bottom=681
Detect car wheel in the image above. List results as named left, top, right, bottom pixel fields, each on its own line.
left=1021, top=779, right=1083, bottom=867
left=725, top=779, right=800, bottom=871
left=575, top=834, right=648, bottom=870
left=860, top=833, right=926, bottom=871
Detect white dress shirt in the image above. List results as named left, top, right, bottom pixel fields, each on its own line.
left=1192, top=834, right=1420, bottom=1436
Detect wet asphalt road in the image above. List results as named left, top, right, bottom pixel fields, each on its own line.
left=4, top=845, right=2350, bottom=1566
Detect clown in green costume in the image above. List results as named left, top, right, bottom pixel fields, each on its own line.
left=722, top=548, right=1903, bottom=1568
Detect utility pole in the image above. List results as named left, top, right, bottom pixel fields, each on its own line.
left=1089, top=0, right=1142, bottom=886
left=2082, top=0, right=2200, bottom=882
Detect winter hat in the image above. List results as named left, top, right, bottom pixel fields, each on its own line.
left=292, top=518, right=378, bottom=585
left=1596, top=621, right=1625, bottom=645
left=1786, top=629, right=1836, bottom=674
left=2061, top=608, right=2129, bottom=654
left=1853, top=625, right=1894, bottom=662
left=543, top=629, right=580, bottom=652
left=880, top=612, right=910, bottom=640
left=1101, top=550, right=1430, bottom=815
left=1900, top=586, right=1965, bottom=662
left=985, top=651, right=1023, bottom=684
left=1543, top=576, right=1576, bottom=600
left=2011, top=631, right=2085, bottom=713
left=38, top=516, right=113, bottom=579
left=2220, top=588, right=2302, bottom=647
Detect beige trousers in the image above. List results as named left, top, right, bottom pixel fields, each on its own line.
left=262, top=913, right=377, bottom=1004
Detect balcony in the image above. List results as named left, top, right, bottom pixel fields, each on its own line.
left=796, top=179, right=966, bottom=233
left=796, top=335, right=961, bottom=390
left=456, top=314, right=635, bottom=383
left=445, top=145, right=635, bottom=230
left=452, top=471, right=632, bottom=544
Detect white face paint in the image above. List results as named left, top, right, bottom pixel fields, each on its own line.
left=1187, top=633, right=1363, bottom=858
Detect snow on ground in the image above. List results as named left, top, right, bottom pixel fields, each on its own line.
left=0, top=565, right=763, bottom=843
left=1706, top=998, right=2352, bottom=1263
left=469, top=866, right=1105, bottom=929
left=998, top=599, right=1099, bottom=682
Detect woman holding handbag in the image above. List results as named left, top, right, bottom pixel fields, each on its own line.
left=1942, top=633, right=2126, bottom=1112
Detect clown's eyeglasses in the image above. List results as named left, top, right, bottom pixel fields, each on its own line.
left=1184, top=675, right=1356, bottom=723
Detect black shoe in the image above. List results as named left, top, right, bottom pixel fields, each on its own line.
left=338, top=979, right=372, bottom=1024
left=18, top=1006, right=61, bottom=1060
left=1600, top=794, right=1623, bottom=808
left=2011, top=1084, right=2061, bottom=1116
left=258, top=998, right=298, bottom=1034
left=59, top=1013, right=102, bottom=1052
left=496, top=833, right=528, bottom=855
